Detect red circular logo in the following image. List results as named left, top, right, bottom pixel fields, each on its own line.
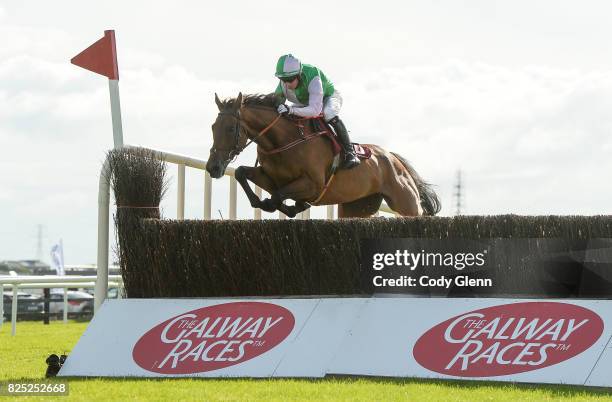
left=413, top=302, right=604, bottom=377
left=133, top=302, right=295, bottom=374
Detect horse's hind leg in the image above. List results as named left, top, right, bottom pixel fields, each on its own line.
left=382, top=182, right=422, bottom=216
left=277, top=201, right=310, bottom=218
left=338, top=193, right=383, bottom=218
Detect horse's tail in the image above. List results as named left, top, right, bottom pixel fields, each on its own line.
left=390, top=152, right=441, bottom=216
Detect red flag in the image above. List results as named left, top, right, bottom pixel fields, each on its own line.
left=71, top=30, right=119, bottom=80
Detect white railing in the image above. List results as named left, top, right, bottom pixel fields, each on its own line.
left=1, top=275, right=123, bottom=336
left=95, top=145, right=396, bottom=312
left=156, top=146, right=336, bottom=220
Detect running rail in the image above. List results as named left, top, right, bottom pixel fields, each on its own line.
left=1, top=275, right=122, bottom=336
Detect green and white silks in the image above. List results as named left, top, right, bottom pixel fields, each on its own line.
left=275, top=63, right=341, bottom=122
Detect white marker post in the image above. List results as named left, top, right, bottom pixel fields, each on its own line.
left=71, top=30, right=123, bottom=149
left=71, top=30, right=123, bottom=312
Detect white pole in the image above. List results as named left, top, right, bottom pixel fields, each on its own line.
left=94, top=160, right=110, bottom=313
left=229, top=176, right=237, bottom=219
left=108, top=79, right=124, bottom=149
left=0, top=285, right=3, bottom=330
left=204, top=172, right=212, bottom=220
left=11, top=286, right=17, bottom=336
left=254, top=186, right=262, bottom=220
left=327, top=205, right=334, bottom=219
left=63, top=288, right=68, bottom=324
left=177, top=164, right=185, bottom=220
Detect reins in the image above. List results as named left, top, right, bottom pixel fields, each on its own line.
left=243, top=114, right=282, bottom=150
left=217, top=106, right=325, bottom=159
left=213, top=109, right=281, bottom=163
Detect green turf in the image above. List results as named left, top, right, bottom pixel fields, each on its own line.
left=0, top=321, right=611, bottom=401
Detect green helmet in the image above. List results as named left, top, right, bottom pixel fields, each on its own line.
left=275, top=54, right=302, bottom=78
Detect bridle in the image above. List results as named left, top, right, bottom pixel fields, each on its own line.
left=210, top=110, right=244, bottom=164
left=210, top=108, right=282, bottom=164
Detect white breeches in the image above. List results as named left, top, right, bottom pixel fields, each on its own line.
left=323, top=90, right=343, bottom=122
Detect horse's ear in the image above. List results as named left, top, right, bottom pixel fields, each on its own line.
left=233, top=92, right=243, bottom=112
left=215, top=93, right=223, bottom=111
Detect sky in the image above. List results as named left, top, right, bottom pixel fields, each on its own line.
left=1, top=0, right=611, bottom=264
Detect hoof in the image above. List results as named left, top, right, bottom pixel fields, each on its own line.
left=260, top=198, right=277, bottom=212
left=279, top=205, right=298, bottom=218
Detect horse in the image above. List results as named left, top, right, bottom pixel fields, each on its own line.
left=205, top=93, right=441, bottom=218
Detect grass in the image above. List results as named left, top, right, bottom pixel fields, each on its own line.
left=0, top=321, right=611, bottom=401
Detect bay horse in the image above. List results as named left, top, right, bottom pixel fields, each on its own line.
left=205, top=93, right=440, bottom=218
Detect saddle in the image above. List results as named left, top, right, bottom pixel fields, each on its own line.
left=290, top=115, right=372, bottom=159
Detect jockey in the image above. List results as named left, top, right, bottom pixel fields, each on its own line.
left=274, top=54, right=359, bottom=169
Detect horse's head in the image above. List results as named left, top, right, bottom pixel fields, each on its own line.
left=206, top=92, right=245, bottom=179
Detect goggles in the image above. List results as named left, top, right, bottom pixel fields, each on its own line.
left=280, top=75, right=298, bottom=83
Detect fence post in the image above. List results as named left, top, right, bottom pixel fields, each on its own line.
left=254, top=186, right=262, bottom=220
left=0, top=284, right=4, bottom=330
left=11, top=286, right=18, bottom=336
left=327, top=205, right=334, bottom=219
left=43, top=288, right=50, bottom=325
left=230, top=176, right=237, bottom=219
left=299, top=208, right=311, bottom=219
left=204, top=172, right=212, bottom=220
left=63, top=288, right=68, bottom=324
left=177, top=164, right=185, bottom=220
left=95, top=160, right=110, bottom=313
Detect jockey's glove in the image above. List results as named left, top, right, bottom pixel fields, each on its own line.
left=277, top=104, right=292, bottom=116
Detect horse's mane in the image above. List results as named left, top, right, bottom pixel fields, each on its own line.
left=219, top=93, right=279, bottom=110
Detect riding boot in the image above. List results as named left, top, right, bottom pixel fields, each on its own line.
left=329, top=117, right=359, bottom=169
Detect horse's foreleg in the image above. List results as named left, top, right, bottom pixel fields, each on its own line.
left=234, top=166, right=277, bottom=212
left=269, top=175, right=317, bottom=218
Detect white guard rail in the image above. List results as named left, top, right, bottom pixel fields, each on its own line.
left=95, top=145, right=396, bottom=313
left=1, top=275, right=123, bottom=336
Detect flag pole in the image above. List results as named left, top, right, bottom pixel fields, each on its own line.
left=108, top=79, right=124, bottom=149
left=71, top=31, right=122, bottom=313
left=71, top=30, right=123, bottom=149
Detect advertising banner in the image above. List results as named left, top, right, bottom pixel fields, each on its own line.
left=60, top=297, right=612, bottom=386
left=59, top=299, right=321, bottom=377
left=329, top=298, right=612, bottom=386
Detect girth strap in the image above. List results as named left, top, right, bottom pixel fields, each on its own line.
left=310, top=154, right=341, bottom=206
